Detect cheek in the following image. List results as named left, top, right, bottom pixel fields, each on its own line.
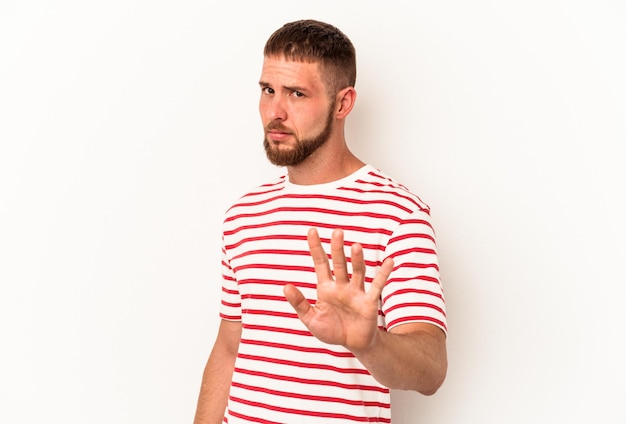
left=258, top=99, right=269, bottom=120
left=301, top=107, right=330, bottom=130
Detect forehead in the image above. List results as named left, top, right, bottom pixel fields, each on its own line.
left=260, top=56, right=325, bottom=89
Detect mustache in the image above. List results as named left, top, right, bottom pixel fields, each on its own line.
left=266, top=121, right=292, bottom=133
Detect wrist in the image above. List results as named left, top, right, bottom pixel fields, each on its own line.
left=350, top=327, right=384, bottom=359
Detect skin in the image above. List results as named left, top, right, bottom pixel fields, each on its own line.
left=193, top=56, right=447, bottom=424
left=193, top=320, right=241, bottom=424
left=259, top=56, right=364, bottom=184
left=285, top=228, right=447, bottom=393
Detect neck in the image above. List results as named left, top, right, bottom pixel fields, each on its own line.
left=286, top=138, right=365, bottom=185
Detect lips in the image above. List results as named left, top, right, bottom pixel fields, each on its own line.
left=267, top=130, right=292, bottom=142
left=266, top=121, right=293, bottom=142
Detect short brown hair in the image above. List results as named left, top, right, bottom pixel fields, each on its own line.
left=264, top=19, right=357, bottom=95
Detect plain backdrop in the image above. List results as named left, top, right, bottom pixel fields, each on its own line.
left=1, top=1, right=625, bottom=423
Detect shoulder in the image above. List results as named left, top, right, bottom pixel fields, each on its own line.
left=346, top=166, right=431, bottom=215
left=224, top=174, right=288, bottom=216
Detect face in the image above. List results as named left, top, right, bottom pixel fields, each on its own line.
left=259, top=57, right=336, bottom=167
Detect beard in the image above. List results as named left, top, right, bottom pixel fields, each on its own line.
left=263, top=101, right=335, bottom=167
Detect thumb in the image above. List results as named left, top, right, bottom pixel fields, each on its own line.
left=284, top=284, right=314, bottom=319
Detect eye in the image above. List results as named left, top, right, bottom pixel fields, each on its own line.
left=262, top=87, right=274, bottom=95
left=292, top=91, right=304, bottom=98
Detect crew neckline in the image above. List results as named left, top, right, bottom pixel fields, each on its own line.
left=283, top=164, right=374, bottom=193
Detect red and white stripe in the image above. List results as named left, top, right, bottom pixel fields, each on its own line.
left=219, top=165, right=446, bottom=423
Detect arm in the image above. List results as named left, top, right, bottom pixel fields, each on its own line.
left=193, top=319, right=241, bottom=424
left=283, top=228, right=447, bottom=394
left=352, top=322, right=447, bottom=394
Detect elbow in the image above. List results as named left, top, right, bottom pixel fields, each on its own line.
left=418, top=380, right=444, bottom=396
left=417, top=358, right=447, bottom=396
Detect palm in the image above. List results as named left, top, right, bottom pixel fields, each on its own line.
left=284, top=228, right=394, bottom=353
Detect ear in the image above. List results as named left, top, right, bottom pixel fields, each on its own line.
left=335, top=86, right=356, bottom=119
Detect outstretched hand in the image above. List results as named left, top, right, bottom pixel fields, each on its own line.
left=284, top=228, right=394, bottom=353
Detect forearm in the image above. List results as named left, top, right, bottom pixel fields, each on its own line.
left=352, top=324, right=447, bottom=395
left=194, top=320, right=241, bottom=424
left=193, top=352, right=234, bottom=424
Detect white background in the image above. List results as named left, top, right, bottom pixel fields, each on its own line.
left=1, top=1, right=625, bottom=423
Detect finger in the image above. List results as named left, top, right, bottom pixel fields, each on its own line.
left=307, top=228, right=332, bottom=282
left=368, top=257, right=394, bottom=300
left=350, top=242, right=365, bottom=291
left=330, top=229, right=349, bottom=283
left=284, top=284, right=315, bottom=324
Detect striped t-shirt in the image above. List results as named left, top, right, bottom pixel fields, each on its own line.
left=219, top=164, right=446, bottom=423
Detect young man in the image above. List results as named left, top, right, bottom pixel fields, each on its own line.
left=194, top=19, right=447, bottom=423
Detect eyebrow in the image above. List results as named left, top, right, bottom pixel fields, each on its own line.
left=259, top=81, right=309, bottom=94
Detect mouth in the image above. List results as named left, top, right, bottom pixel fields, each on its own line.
left=266, top=129, right=292, bottom=143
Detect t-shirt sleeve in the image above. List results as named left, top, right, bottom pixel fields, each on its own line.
left=380, top=209, right=447, bottom=334
left=219, top=235, right=242, bottom=321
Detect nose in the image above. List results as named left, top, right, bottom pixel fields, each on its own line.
left=262, top=95, right=287, bottom=122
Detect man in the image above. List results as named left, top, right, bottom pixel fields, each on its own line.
left=194, top=19, right=447, bottom=423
